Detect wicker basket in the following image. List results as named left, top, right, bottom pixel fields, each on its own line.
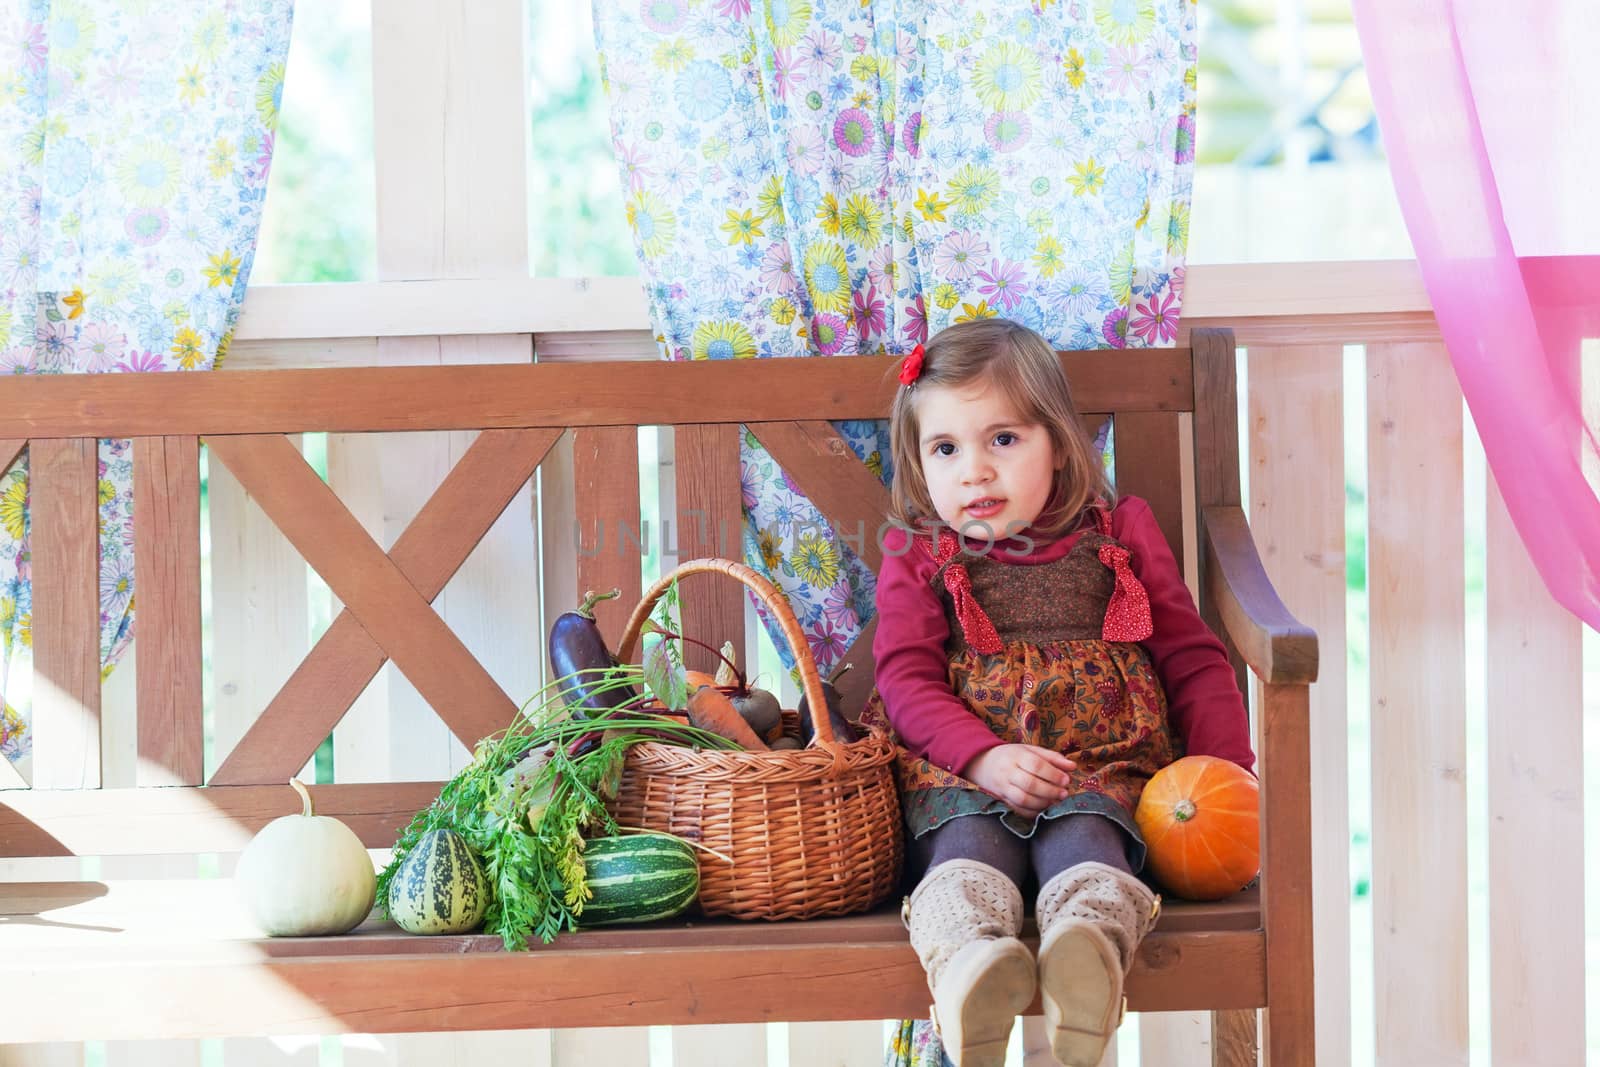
left=608, top=558, right=903, bottom=921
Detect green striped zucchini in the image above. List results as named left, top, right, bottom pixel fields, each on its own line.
left=578, top=832, right=700, bottom=926
left=387, top=828, right=489, bottom=934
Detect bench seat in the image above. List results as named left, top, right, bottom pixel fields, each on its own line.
left=0, top=878, right=1264, bottom=1041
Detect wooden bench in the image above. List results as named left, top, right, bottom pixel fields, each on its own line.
left=0, top=328, right=1316, bottom=1063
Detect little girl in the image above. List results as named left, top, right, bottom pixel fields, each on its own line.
left=865, top=319, right=1255, bottom=1067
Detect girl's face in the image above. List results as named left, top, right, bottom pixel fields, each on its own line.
left=915, top=378, right=1059, bottom=541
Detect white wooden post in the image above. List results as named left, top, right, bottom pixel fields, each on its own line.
left=1247, top=345, right=1350, bottom=1067
left=1367, top=343, right=1468, bottom=1064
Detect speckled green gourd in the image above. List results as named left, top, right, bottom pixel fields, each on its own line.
left=386, top=828, right=489, bottom=934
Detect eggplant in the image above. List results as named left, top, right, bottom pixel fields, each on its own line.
left=547, top=589, right=639, bottom=718
left=797, top=676, right=858, bottom=746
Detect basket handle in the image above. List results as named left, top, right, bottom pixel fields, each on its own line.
left=615, top=558, right=838, bottom=746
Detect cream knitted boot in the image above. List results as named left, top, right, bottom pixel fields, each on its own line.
left=904, top=859, right=1037, bottom=1067
left=1035, top=862, right=1161, bottom=1067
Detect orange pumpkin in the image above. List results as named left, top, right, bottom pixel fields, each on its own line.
left=1135, top=755, right=1260, bottom=901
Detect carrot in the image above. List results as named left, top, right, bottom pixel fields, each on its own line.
left=685, top=684, right=770, bottom=751
left=683, top=669, right=721, bottom=692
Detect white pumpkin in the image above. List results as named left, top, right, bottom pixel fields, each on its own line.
left=236, top=778, right=377, bottom=937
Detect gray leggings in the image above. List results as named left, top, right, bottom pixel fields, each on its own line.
left=908, top=812, right=1134, bottom=896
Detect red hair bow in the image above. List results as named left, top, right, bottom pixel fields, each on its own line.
left=898, top=343, right=925, bottom=385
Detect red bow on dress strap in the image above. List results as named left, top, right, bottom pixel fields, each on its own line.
left=927, top=532, right=1003, bottom=654
left=1097, top=542, right=1153, bottom=642
left=1091, top=504, right=1152, bottom=641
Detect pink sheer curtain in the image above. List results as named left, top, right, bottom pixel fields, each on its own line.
left=1350, top=1, right=1600, bottom=629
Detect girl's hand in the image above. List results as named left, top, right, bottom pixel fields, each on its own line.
left=964, top=744, right=1077, bottom=816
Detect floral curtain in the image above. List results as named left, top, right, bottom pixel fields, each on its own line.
left=0, top=0, right=295, bottom=766
left=598, top=3, right=1195, bottom=1058
left=593, top=0, right=1195, bottom=684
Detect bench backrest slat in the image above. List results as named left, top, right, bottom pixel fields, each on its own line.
left=1111, top=411, right=1188, bottom=578
left=132, top=435, right=204, bottom=786
left=573, top=426, right=646, bottom=642
left=29, top=437, right=103, bottom=790
left=673, top=424, right=746, bottom=674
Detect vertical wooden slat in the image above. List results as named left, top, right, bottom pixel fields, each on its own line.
left=1248, top=346, right=1348, bottom=1067
left=100, top=1036, right=202, bottom=1067
left=539, top=430, right=580, bottom=658
left=1179, top=412, right=1199, bottom=595
left=653, top=425, right=678, bottom=580
left=219, top=1038, right=319, bottom=1067
left=574, top=426, right=644, bottom=644
left=1114, top=411, right=1186, bottom=574
left=29, top=438, right=101, bottom=790
left=132, top=436, right=202, bottom=786
left=1023, top=1016, right=1116, bottom=1065
left=1140, top=1011, right=1208, bottom=1065
left=208, top=434, right=310, bottom=776
left=327, top=426, right=397, bottom=784
left=788, top=1020, right=883, bottom=1067
left=372, top=2, right=527, bottom=281
left=550, top=1028, right=650, bottom=1066
left=673, top=1024, right=768, bottom=1067
left=346, top=1031, right=553, bottom=1067
left=1210, top=1009, right=1258, bottom=1066
left=1367, top=342, right=1467, bottom=1064
left=1486, top=477, right=1584, bottom=1065
left=674, top=423, right=744, bottom=673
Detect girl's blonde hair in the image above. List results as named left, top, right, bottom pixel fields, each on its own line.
left=888, top=319, right=1113, bottom=540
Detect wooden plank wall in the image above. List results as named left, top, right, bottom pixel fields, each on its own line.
left=1247, top=345, right=1349, bottom=1067
left=1367, top=343, right=1469, bottom=1064
left=1484, top=451, right=1586, bottom=1058
left=336, top=1, right=551, bottom=1066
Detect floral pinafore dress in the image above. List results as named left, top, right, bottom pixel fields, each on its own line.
left=863, top=507, right=1179, bottom=870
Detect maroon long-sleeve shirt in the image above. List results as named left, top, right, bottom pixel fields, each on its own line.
left=872, top=495, right=1255, bottom=777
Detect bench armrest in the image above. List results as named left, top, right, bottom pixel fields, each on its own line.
left=1201, top=505, right=1318, bottom=686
